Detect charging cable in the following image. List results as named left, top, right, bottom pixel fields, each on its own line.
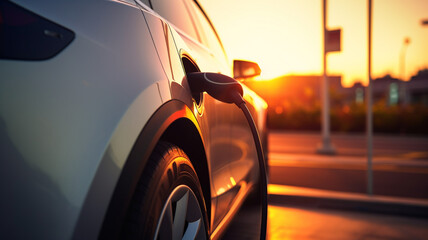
left=187, top=72, right=267, bottom=240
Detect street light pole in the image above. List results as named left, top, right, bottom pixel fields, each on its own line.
left=318, top=0, right=336, bottom=155
left=399, top=38, right=410, bottom=104
left=400, top=38, right=410, bottom=81
left=367, top=0, right=373, bottom=196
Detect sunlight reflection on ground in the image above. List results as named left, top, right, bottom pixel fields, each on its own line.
left=267, top=204, right=428, bottom=240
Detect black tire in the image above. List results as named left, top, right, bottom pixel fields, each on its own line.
left=121, top=141, right=208, bottom=240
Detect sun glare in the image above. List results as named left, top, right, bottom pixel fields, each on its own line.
left=201, top=0, right=428, bottom=86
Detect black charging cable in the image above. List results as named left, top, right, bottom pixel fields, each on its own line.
left=187, top=72, right=267, bottom=240
left=232, top=92, right=267, bottom=240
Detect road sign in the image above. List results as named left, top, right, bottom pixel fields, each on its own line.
left=326, top=29, right=341, bottom=52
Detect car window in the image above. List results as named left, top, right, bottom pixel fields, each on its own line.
left=184, top=0, right=228, bottom=65
left=151, top=0, right=200, bottom=41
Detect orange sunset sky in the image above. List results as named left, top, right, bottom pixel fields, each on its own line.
left=200, top=0, right=428, bottom=87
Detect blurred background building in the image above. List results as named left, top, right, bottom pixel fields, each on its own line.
left=245, top=69, right=428, bottom=134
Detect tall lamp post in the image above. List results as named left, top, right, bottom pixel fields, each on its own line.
left=399, top=37, right=410, bottom=104
left=318, top=0, right=337, bottom=155
left=400, top=37, right=411, bottom=81
left=367, top=0, right=373, bottom=196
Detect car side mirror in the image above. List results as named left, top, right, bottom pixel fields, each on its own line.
left=233, top=60, right=261, bottom=80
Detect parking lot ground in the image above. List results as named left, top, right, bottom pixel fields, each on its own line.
left=223, top=131, right=428, bottom=239
left=268, top=184, right=428, bottom=218
left=223, top=201, right=428, bottom=240
left=267, top=204, right=428, bottom=240
left=269, top=131, right=428, bottom=158
left=268, top=131, right=428, bottom=199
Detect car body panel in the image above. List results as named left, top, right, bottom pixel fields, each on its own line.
left=1, top=0, right=168, bottom=239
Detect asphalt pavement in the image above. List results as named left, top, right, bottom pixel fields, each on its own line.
left=224, top=199, right=428, bottom=240
left=223, top=131, right=428, bottom=239
left=267, top=204, right=428, bottom=240
left=226, top=131, right=428, bottom=239
left=268, top=131, right=428, bottom=200
left=269, top=131, right=428, bottom=158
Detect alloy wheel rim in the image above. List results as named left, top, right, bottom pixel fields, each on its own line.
left=153, top=185, right=206, bottom=240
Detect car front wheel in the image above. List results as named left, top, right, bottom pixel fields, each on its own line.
left=122, top=142, right=208, bottom=240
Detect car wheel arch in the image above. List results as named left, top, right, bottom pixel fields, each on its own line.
left=160, top=116, right=211, bottom=229
left=96, top=99, right=211, bottom=239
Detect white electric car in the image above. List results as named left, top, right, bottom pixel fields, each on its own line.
left=0, top=0, right=268, bottom=239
